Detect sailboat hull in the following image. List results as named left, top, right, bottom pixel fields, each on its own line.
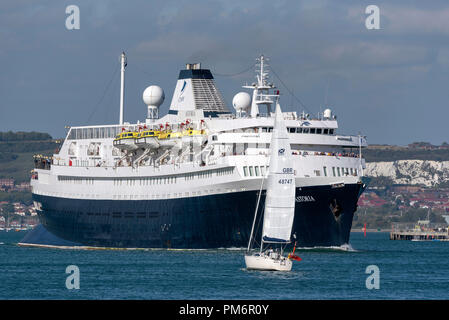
left=245, top=254, right=292, bottom=271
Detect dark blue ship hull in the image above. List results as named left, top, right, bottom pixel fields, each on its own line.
left=32, top=181, right=366, bottom=248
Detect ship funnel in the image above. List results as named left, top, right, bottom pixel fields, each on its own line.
left=168, top=64, right=230, bottom=117
left=186, top=63, right=201, bottom=70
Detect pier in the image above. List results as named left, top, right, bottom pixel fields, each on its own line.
left=390, top=221, right=449, bottom=241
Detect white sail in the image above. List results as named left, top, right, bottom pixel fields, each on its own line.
left=261, top=102, right=296, bottom=243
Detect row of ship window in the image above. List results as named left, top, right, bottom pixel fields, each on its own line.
left=235, top=127, right=335, bottom=134
left=242, top=166, right=267, bottom=177
left=242, top=165, right=359, bottom=177
left=58, top=168, right=234, bottom=185
left=287, top=127, right=334, bottom=135
left=111, top=188, right=235, bottom=200
left=84, top=211, right=160, bottom=219
left=321, top=166, right=358, bottom=177
left=56, top=210, right=164, bottom=219
left=58, top=176, right=94, bottom=184
left=67, top=126, right=130, bottom=140
left=67, top=124, right=335, bottom=141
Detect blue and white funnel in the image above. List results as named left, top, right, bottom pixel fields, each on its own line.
left=169, top=63, right=230, bottom=117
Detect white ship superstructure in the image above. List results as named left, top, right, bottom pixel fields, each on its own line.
left=30, top=54, right=368, bottom=248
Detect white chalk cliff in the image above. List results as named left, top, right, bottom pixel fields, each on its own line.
left=365, top=160, right=449, bottom=187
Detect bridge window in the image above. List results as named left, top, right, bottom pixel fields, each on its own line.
left=303, top=128, right=309, bottom=134
left=296, top=128, right=303, bottom=133
left=329, top=129, right=334, bottom=134
left=288, top=127, right=296, bottom=133
left=316, top=128, right=322, bottom=134
left=67, top=125, right=135, bottom=140
left=310, top=128, right=316, bottom=134
left=324, top=129, right=329, bottom=134
left=243, top=166, right=248, bottom=177
left=68, top=142, right=76, bottom=155
left=87, top=142, right=101, bottom=156
left=67, top=129, right=75, bottom=139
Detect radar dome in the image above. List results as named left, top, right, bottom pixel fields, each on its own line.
left=143, top=85, right=165, bottom=107
left=323, top=108, right=332, bottom=119
left=232, top=92, right=251, bottom=111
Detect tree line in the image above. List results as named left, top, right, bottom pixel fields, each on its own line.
left=0, top=131, right=52, bottom=142
left=364, top=148, right=449, bottom=162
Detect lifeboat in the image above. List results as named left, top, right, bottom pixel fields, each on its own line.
left=158, top=130, right=182, bottom=149
left=135, top=130, right=160, bottom=149
left=182, top=128, right=207, bottom=146
left=113, top=131, right=139, bottom=151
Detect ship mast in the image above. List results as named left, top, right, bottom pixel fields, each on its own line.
left=119, top=52, right=127, bottom=125
left=243, top=54, right=276, bottom=117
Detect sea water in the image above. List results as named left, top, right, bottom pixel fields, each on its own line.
left=0, top=231, right=448, bottom=299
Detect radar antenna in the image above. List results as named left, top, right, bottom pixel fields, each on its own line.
left=243, top=54, right=277, bottom=117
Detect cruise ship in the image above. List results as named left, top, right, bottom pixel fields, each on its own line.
left=30, top=54, right=368, bottom=249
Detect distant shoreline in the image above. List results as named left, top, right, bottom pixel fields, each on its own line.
left=351, top=229, right=390, bottom=232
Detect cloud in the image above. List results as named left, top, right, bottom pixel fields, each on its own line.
left=320, top=42, right=430, bottom=68
left=1, top=0, right=449, bottom=145
left=436, top=48, right=449, bottom=68
left=347, top=3, right=449, bottom=35
left=134, top=33, right=222, bottom=62
left=382, top=6, right=449, bottom=35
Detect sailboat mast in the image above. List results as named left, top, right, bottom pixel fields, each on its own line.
left=247, top=174, right=266, bottom=252
left=260, top=193, right=266, bottom=253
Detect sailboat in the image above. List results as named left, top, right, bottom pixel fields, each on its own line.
left=244, top=101, right=300, bottom=271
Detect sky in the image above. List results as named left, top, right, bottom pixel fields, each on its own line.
left=0, top=0, right=448, bottom=146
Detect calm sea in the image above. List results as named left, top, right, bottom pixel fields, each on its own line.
left=0, top=231, right=447, bottom=300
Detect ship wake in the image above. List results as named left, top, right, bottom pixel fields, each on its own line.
left=296, top=243, right=358, bottom=252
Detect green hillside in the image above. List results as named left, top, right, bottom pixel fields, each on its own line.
left=0, top=132, right=60, bottom=183
left=0, top=131, right=52, bottom=141
left=363, top=147, right=449, bottom=162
